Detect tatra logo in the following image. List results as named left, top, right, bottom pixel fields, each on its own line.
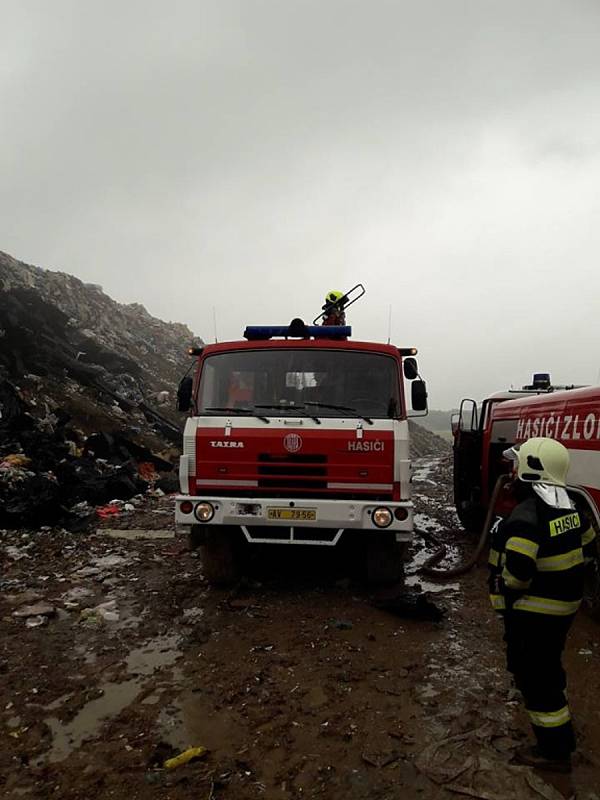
left=283, top=433, right=302, bottom=453
left=209, top=440, right=244, bottom=448
left=348, top=440, right=385, bottom=452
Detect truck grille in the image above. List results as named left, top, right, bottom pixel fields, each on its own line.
left=257, top=453, right=328, bottom=490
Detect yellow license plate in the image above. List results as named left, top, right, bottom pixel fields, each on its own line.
left=267, top=507, right=317, bottom=521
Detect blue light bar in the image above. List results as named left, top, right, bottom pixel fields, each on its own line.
left=244, top=324, right=352, bottom=340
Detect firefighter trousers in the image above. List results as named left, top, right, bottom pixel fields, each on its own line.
left=503, top=611, right=576, bottom=759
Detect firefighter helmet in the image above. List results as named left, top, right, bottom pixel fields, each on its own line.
left=325, top=290, right=344, bottom=305
left=504, top=437, right=570, bottom=487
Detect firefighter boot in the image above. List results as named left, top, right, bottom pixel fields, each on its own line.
left=513, top=745, right=572, bottom=774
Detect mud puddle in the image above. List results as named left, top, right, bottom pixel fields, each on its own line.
left=156, top=690, right=246, bottom=754
left=43, top=634, right=183, bottom=763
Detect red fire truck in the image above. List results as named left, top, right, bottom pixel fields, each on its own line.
left=453, top=374, right=600, bottom=535
left=175, top=316, right=427, bottom=585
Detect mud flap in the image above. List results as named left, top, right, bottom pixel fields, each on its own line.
left=366, top=533, right=406, bottom=585
left=200, top=527, right=243, bottom=587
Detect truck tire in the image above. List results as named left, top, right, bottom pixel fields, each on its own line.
left=200, top=528, right=242, bottom=587
left=366, top=533, right=406, bottom=585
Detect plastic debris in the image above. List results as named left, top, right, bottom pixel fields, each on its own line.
left=373, top=592, right=445, bottom=622
left=331, top=619, right=353, bottom=630
left=138, top=462, right=158, bottom=482
left=163, top=746, right=208, bottom=769
left=100, top=529, right=175, bottom=541
left=81, top=599, right=120, bottom=623
left=25, top=615, right=48, bottom=628
left=13, top=603, right=56, bottom=619
left=0, top=454, right=32, bottom=469
left=362, top=749, right=400, bottom=768
left=96, top=505, right=121, bottom=519
left=92, top=554, right=129, bottom=569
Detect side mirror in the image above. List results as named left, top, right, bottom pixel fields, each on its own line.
left=411, top=379, right=428, bottom=412
left=403, top=357, right=419, bottom=380
left=177, top=376, right=193, bottom=412
left=451, top=413, right=459, bottom=435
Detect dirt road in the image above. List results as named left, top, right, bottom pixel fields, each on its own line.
left=2, top=457, right=599, bottom=799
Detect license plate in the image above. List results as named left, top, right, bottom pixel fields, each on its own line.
left=267, top=507, right=317, bottom=521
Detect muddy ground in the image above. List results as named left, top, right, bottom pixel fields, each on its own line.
left=2, top=456, right=600, bottom=800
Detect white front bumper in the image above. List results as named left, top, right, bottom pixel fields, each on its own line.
left=176, top=494, right=413, bottom=542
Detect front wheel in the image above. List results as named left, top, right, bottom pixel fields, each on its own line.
left=366, top=533, right=406, bottom=585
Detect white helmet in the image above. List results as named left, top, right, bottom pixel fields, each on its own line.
left=504, top=437, right=570, bottom=487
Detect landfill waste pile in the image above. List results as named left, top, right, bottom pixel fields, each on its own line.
left=0, top=250, right=200, bottom=394
left=0, top=250, right=199, bottom=529
left=408, top=421, right=450, bottom=459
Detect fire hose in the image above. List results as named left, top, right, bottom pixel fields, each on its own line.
left=418, top=474, right=509, bottom=579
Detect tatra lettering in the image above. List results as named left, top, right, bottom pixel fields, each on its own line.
left=209, top=440, right=244, bottom=448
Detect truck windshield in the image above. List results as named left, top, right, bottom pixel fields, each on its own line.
left=197, top=349, right=402, bottom=419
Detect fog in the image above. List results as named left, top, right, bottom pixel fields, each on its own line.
left=2, top=0, right=600, bottom=406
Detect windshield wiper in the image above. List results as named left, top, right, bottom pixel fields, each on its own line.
left=254, top=404, right=322, bottom=424
left=204, top=406, right=270, bottom=423
left=304, top=401, right=373, bottom=425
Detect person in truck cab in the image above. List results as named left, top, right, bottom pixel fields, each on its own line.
left=488, top=437, right=597, bottom=773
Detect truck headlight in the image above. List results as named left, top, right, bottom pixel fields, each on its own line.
left=372, top=507, right=393, bottom=528
left=194, top=502, right=215, bottom=522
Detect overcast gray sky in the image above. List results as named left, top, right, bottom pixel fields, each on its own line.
left=2, top=1, right=600, bottom=407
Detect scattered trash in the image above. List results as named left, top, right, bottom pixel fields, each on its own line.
left=182, top=607, right=204, bottom=622
left=331, top=619, right=353, bottom=630
left=415, top=727, right=565, bottom=800
left=361, top=749, right=400, bottom=768
left=13, top=603, right=56, bottom=619
left=163, top=746, right=208, bottom=769
left=95, top=600, right=120, bottom=622
left=92, top=554, right=129, bottom=569
left=4, top=545, right=31, bottom=561
left=80, top=599, right=120, bottom=624
left=25, top=615, right=48, bottom=629
left=372, top=592, right=445, bottom=622
left=0, top=454, right=31, bottom=469
left=100, top=529, right=175, bottom=541
left=96, top=505, right=122, bottom=519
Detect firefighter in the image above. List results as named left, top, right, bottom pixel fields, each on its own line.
left=489, top=437, right=597, bottom=773
left=321, top=290, right=346, bottom=325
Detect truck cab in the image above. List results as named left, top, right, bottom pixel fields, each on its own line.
left=176, top=320, right=427, bottom=585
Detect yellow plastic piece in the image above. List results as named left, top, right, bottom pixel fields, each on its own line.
left=163, top=746, right=208, bottom=769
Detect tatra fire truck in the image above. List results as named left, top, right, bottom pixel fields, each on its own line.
left=175, top=301, right=427, bottom=585
left=453, top=374, right=600, bottom=607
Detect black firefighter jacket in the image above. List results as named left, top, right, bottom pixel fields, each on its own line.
left=489, top=493, right=597, bottom=617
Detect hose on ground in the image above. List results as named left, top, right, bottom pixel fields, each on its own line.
left=418, top=474, right=509, bottom=580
